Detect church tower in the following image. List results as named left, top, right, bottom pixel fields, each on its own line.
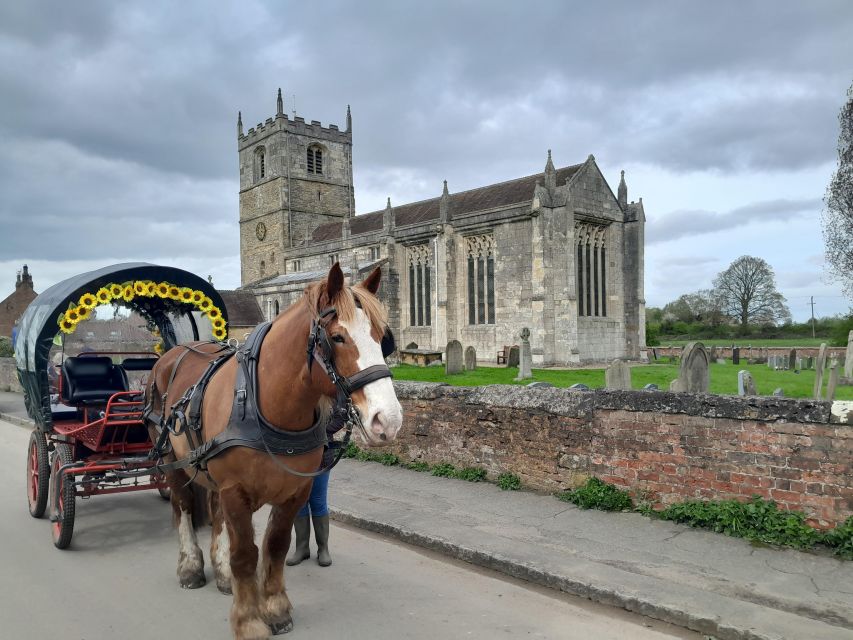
left=238, top=89, right=354, bottom=285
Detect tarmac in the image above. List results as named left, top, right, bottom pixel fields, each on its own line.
left=3, top=392, right=851, bottom=640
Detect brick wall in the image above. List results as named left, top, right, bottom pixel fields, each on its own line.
left=389, top=382, right=853, bottom=528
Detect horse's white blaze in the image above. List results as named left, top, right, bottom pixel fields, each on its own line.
left=178, top=510, right=203, bottom=572
left=341, top=309, right=403, bottom=445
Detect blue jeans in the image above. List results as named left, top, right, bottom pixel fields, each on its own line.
left=297, top=470, right=330, bottom=517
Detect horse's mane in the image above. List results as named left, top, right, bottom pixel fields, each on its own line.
left=302, top=279, right=388, bottom=334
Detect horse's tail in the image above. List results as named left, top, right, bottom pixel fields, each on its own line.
left=191, top=484, right=211, bottom=529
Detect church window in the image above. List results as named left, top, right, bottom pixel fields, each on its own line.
left=407, top=244, right=432, bottom=327
left=307, top=146, right=324, bottom=175
left=260, top=260, right=266, bottom=277
left=274, top=300, right=280, bottom=316
left=290, top=260, right=301, bottom=272
left=466, top=234, right=495, bottom=325
left=576, top=223, right=607, bottom=317
left=329, top=253, right=339, bottom=266
left=368, top=246, right=380, bottom=261
left=254, top=147, right=266, bottom=182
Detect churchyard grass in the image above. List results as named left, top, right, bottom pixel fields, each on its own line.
left=663, top=338, right=827, bottom=348
left=392, top=363, right=853, bottom=400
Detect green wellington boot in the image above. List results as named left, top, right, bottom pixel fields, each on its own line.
left=313, top=514, right=332, bottom=567
left=286, top=516, right=311, bottom=566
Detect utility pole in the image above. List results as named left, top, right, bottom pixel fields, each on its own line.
left=809, top=296, right=816, bottom=338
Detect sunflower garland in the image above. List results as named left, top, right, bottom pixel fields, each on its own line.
left=57, top=280, right=227, bottom=341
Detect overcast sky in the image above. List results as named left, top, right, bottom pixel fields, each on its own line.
left=1, top=1, right=851, bottom=321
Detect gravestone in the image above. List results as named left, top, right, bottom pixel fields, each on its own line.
left=515, top=328, right=533, bottom=381
left=569, top=383, right=590, bottom=391
left=716, top=358, right=727, bottom=365
left=507, top=346, right=520, bottom=368
left=643, top=383, right=659, bottom=390
left=772, top=388, right=785, bottom=397
left=813, top=342, right=828, bottom=399
left=789, top=349, right=797, bottom=370
left=671, top=342, right=710, bottom=393
left=846, top=331, right=853, bottom=378
left=826, top=364, right=840, bottom=401
left=738, top=370, right=757, bottom=396
left=445, top=340, right=464, bottom=375
left=605, top=359, right=631, bottom=390
left=709, top=346, right=718, bottom=362
left=732, top=347, right=740, bottom=365
left=405, top=342, right=418, bottom=350
left=464, top=346, right=477, bottom=371
left=527, top=381, right=554, bottom=388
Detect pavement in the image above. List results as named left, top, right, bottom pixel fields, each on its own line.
left=3, top=390, right=852, bottom=640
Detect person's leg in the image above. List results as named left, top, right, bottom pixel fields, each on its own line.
left=285, top=487, right=312, bottom=566
left=309, top=472, right=332, bottom=566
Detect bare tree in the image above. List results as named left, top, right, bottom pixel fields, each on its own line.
left=822, top=82, right=853, bottom=298
left=712, top=256, right=791, bottom=327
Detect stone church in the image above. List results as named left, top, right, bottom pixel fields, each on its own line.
left=239, top=90, right=646, bottom=364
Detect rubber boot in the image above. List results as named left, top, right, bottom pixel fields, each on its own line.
left=313, top=514, right=332, bottom=567
left=286, top=516, right=311, bottom=566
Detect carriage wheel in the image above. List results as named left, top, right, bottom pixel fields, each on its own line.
left=26, top=431, right=50, bottom=518
left=50, top=444, right=76, bottom=549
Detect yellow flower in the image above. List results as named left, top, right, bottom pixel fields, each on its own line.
left=212, top=317, right=225, bottom=330
left=133, top=281, right=149, bottom=296
left=198, top=297, right=213, bottom=312
left=59, top=317, right=75, bottom=334
left=78, top=293, right=97, bottom=309
left=109, top=283, right=123, bottom=298
left=145, top=281, right=157, bottom=296
left=191, top=290, right=204, bottom=304
left=122, top=285, right=135, bottom=302
left=155, top=282, right=170, bottom=297
left=168, top=286, right=181, bottom=300
left=213, top=328, right=227, bottom=341
left=153, top=342, right=164, bottom=355
left=206, top=306, right=222, bottom=320
left=96, top=288, right=112, bottom=304
left=77, top=306, right=92, bottom=321
left=178, top=287, right=194, bottom=303
left=65, top=307, right=80, bottom=323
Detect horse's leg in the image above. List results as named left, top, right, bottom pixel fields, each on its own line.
left=209, top=490, right=233, bottom=595
left=169, top=470, right=206, bottom=589
left=259, top=501, right=303, bottom=635
left=220, top=485, right=269, bottom=640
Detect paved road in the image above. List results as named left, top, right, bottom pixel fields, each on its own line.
left=0, top=422, right=697, bottom=640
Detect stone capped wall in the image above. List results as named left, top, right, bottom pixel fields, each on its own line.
left=0, top=358, right=22, bottom=392
left=388, top=381, right=853, bottom=528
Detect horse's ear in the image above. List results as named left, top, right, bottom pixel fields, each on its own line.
left=360, top=267, right=382, bottom=295
left=326, top=262, right=345, bottom=302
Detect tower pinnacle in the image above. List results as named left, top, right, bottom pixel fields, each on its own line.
left=346, top=104, right=352, bottom=132
left=544, top=149, right=556, bottom=189
left=276, top=88, right=284, bottom=117
left=237, top=111, right=243, bottom=137
left=617, top=169, right=628, bottom=208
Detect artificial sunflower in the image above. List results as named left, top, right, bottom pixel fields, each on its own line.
left=212, top=317, right=225, bottom=330
left=145, top=281, right=157, bottom=296
left=191, top=290, right=204, bottom=304
left=65, top=307, right=80, bottom=323
left=168, top=286, right=181, bottom=300
left=78, top=292, right=97, bottom=309
left=153, top=342, right=164, bottom=355
left=178, top=287, right=194, bottom=303
left=59, top=317, right=75, bottom=333
left=122, top=285, right=135, bottom=302
left=76, top=306, right=92, bottom=322
left=213, top=328, right=227, bottom=341
left=109, top=283, right=123, bottom=298
left=206, top=306, right=222, bottom=320
left=96, top=288, right=112, bottom=304
left=133, top=281, right=148, bottom=296
left=155, top=282, right=170, bottom=297
left=198, top=297, right=213, bottom=312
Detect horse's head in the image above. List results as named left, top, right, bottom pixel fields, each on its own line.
left=307, top=263, right=403, bottom=446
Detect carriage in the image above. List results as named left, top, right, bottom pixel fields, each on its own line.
left=16, top=263, right=228, bottom=549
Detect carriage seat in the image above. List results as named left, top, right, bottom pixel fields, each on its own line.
left=61, top=356, right=129, bottom=405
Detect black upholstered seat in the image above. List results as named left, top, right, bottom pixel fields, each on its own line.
left=61, top=356, right=129, bottom=405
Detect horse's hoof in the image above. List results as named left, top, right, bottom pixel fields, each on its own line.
left=216, top=579, right=233, bottom=595
left=179, top=574, right=207, bottom=589
left=269, top=619, right=294, bottom=635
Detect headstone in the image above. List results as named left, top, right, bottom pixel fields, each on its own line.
left=445, top=340, right=464, bottom=375
left=527, top=381, right=554, bottom=388
left=569, top=383, right=590, bottom=391
left=507, top=345, right=520, bottom=368
left=813, top=342, right=828, bottom=399
left=515, top=328, right=533, bottom=381
left=672, top=342, right=710, bottom=393
left=464, top=346, right=477, bottom=371
left=789, top=349, right=797, bottom=370
left=732, top=347, right=740, bottom=365
left=846, top=331, right=853, bottom=378
left=405, top=342, right=418, bottom=350
left=643, top=383, right=659, bottom=390
left=709, top=346, right=718, bottom=362
left=605, top=359, right=631, bottom=390
left=826, top=365, right=840, bottom=401
left=772, top=388, right=785, bottom=397
left=738, top=370, right=757, bottom=396
left=716, top=358, right=727, bottom=365
left=669, top=378, right=686, bottom=392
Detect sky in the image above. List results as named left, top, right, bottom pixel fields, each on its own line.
left=1, top=1, right=851, bottom=322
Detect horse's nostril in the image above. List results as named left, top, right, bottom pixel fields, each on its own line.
left=379, top=433, right=387, bottom=441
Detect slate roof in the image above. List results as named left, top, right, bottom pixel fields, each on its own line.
left=311, top=163, right=583, bottom=243
left=217, top=289, right=264, bottom=326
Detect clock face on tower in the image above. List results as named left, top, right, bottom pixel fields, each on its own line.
left=255, top=221, right=267, bottom=241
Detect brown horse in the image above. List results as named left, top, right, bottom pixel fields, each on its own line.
left=145, top=264, right=402, bottom=639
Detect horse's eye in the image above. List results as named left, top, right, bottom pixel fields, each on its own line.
left=331, top=335, right=345, bottom=344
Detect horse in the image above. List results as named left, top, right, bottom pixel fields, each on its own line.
left=144, top=264, right=403, bottom=639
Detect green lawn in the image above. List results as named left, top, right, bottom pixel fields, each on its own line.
left=392, top=362, right=853, bottom=400
left=660, top=338, right=830, bottom=348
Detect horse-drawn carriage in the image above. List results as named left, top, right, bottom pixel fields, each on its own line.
left=16, top=263, right=228, bottom=548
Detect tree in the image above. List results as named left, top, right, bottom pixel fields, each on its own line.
left=712, top=256, right=791, bottom=328
left=822, top=82, right=853, bottom=298
left=662, top=289, right=725, bottom=325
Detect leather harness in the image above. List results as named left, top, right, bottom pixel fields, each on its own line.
left=143, top=304, right=394, bottom=480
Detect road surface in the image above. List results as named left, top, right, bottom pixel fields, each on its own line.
left=0, top=422, right=697, bottom=639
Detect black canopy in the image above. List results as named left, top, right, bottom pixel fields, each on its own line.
left=14, top=263, right=228, bottom=430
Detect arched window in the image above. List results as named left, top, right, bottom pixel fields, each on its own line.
left=260, top=260, right=266, bottom=277
left=274, top=300, right=280, bottom=316
left=466, top=234, right=495, bottom=325
left=307, top=145, right=323, bottom=175
left=407, top=244, right=432, bottom=327
left=254, top=146, right=266, bottom=182
left=575, top=223, right=607, bottom=317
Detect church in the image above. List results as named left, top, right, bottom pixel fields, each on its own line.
left=238, top=90, right=646, bottom=365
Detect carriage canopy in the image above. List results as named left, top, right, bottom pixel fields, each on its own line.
left=14, top=263, right=229, bottom=430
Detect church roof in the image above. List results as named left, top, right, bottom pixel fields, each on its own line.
left=311, top=163, right=583, bottom=242
left=217, top=289, right=264, bottom=326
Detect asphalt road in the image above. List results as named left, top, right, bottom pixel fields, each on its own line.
left=0, top=422, right=697, bottom=640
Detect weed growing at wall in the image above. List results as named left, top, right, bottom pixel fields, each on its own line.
left=431, top=463, right=457, bottom=478
left=455, top=467, right=487, bottom=482
left=497, top=472, right=521, bottom=491
left=823, top=516, right=853, bottom=559
left=557, top=477, right=633, bottom=511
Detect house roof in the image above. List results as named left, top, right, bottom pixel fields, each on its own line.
left=311, top=163, right=583, bottom=242
left=217, top=289, right=264, bottom=326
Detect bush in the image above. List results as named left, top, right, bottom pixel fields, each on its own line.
left=430, top=463, right=457, bottom=478
left=455, top=467, right=487, bottom=482
left=557, top=477, right=633, bottom=511
left=645, top=323, right=661, bottom=347
left=403, top=461, right=430, bottom=472
left=0, top=336, right=13, bottom=358
left=497, top=472, right=521, bottom=491
left=823, top=516, right=853, bottom=559
left=830, top=315, right=853, bottom=347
